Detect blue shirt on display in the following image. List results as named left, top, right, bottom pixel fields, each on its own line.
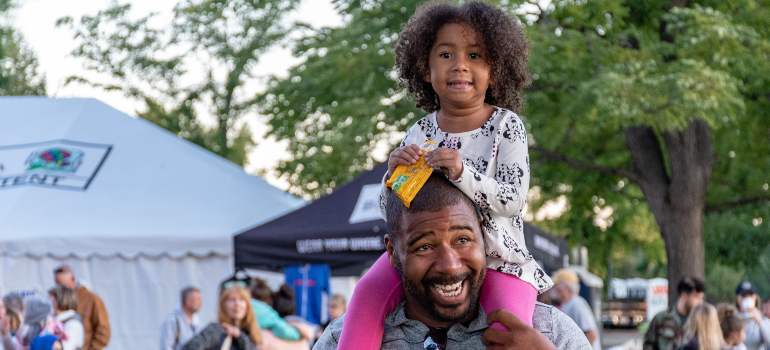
left=285, top=264, right=331, bottom=325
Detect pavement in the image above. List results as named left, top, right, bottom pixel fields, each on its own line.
left=601, top=328, right=644, bottom=350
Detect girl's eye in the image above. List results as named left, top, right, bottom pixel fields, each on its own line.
left=440, top=52, right=451, bottom=58
left=469, top=53, right=480, bottom=59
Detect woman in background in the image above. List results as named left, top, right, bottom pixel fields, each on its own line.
left=182, top=286, right=260, bottom=350
left=679, top=303, right=724, bottom=350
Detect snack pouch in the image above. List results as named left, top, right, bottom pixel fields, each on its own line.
left=386, top=140, right=437, bottom=207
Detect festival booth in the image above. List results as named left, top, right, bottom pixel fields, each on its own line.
left=234, top=162, right=570, bottom=317
left=0, top=97, right=304, bottom=350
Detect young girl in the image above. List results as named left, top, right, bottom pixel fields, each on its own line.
left=339, top=2, right=552, bottom=348
left=719, top=305, right=747, bottom=350
left=680, top=303, right=725, bottom=350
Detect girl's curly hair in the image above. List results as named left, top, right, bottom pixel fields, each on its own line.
left=395, top=1, right=531, bottom=114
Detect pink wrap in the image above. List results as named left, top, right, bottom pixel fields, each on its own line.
left=337, top=253, right=536, bottom=349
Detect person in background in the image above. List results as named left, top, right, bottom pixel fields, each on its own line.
left=644, top=276, right=706, bottom=350
left=550, top=268, right=600, bottom=349
left=160, top=287, right=202, bottom=350
left=678, top=303, right=724, bottom=350
left=762, top=299, right=770, bottom=320
left=29, top=335, right=62, bottom=350
left=718, top=304, right=747, bottom=350
left=48, top=286, right=84, bottom=350
left=53, top=265, right=109, bottom=350
left=262, top=284, right=317, bottom=350
left=248, top=278, right=300, bottom=341
left=182, top=286, right=260, bottom=350
left=1, top=297, right=20, bottom=350
left=325, top=294, right=346, bottom=328
left=734, top=281, right=770, bottom=350
left=1, top=296, right=23, bottom=319
left=17, top=296, right=53, bottom=349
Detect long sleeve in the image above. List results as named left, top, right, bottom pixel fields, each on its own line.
left=61, top=320, right=85, bottom=350
left=182, top=323, right=221, bottom=350
left=452, top=113, right=529, bottom=218
left=252, top=300, right=300, bottom=341
left=2, top=332, right=20, bottom=350
left=232, top=331, right=257, bottom=350
left=159, top=315, right=178, bottom=350
left=759, top=318, right=770, bottom=349
left=88, top=294, right=111, bottom=350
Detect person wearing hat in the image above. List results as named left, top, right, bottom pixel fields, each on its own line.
left=643, top=276, right=705, bottom=350
left=734, top=281, right=770, bottom=350
left=550, top=269, right=600, bottom=350
left=16, top=295, right=54, bottom=348
left=53, top=265, right=110, bottom=350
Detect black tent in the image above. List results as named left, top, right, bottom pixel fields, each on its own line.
left=234, top=162, right=568, bottom=276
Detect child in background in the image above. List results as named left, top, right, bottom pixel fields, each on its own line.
left=719, top=304, right=747, bottom=350
left=29, top=335, right=63, bottom=350
left=339, top=2, right=552, bottom=349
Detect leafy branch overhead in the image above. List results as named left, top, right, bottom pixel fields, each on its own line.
left=58, top=0, right=302, bottom=166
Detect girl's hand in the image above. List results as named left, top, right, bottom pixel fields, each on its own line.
left=387, top=144, right=423, bottom=178
left=425, top=148, right=463, bottom=181
left=221, top=323, right=241, bottom=338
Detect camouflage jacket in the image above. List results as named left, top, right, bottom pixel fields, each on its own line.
left=643, top=308, right=684, bottom=350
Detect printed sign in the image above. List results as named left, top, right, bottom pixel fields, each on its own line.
left=296, top=237, right=385, bottom=254
left=348, top=184, right=384, bottom=224
left=0, top=140, right=112, bottom=191
left=646, top=278, right=669, bottom=321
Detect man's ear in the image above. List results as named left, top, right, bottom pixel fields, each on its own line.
left=384, top=234, right=398, bottom=269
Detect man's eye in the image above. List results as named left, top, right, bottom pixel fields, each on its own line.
left=458, top=237, right=469, bottom=244
left=440, top=52, right=451, bottom=58
left=417, top=244, right=431, bottom=251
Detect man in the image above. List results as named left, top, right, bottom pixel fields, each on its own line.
left=643, top=276, right=706, bottom=350
left=316, top=171, right=590, bottom=349
left=160, top=287, right=203, bottom=350
left=550, top=268, right=600, bottom=349
left=54, top=265, right=111, bottom=350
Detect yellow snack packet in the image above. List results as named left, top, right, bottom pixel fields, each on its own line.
left=386, top=140, right=437, bottom=208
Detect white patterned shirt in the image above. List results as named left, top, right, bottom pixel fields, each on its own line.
left=380, top=107, right=553, bottom=293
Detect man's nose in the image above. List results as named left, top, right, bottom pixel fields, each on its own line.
left=433, top=244, right=463, bottom=275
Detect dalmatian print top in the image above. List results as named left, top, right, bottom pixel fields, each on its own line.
left=380, top=107, right=553, bottom=293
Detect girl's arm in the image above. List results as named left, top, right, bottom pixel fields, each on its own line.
left=452, top=113, right=529, bottom=218
left=379, top=126, right=424, bottom=219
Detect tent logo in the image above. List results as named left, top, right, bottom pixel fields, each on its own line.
left=26, top=148, right=84, bottom=173
left=0, top=140, right=111, bottom=191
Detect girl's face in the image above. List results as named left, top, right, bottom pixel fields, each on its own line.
left=52, top=340, right=63, bottom=350
left=727, top=329, right=747, bottom=346
left=224, top=294, right=248, bottom=323
left=328, top=302, right=345, bottom=320
left=424, top=23, right=490, bottom=109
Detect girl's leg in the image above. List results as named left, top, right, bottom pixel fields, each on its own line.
left=480, top=269, right=537, bottom=329
left=338, top=252, right=404, bottom=350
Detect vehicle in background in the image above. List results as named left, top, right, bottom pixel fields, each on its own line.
left=602, top=278, right=668, bottom=328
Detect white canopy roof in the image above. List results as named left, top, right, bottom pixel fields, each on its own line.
left=0, top=97, right=304, bottom=259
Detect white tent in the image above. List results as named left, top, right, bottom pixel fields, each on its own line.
left=0, top=97, right=304, bottom=350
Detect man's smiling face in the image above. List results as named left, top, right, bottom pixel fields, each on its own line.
left=386, top=202, right=486, bottom=328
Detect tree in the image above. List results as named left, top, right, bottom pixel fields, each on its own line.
left=0, top=0, right=46, bottom=96
left=260, top=0, right=770, bottom=305
left=57, top=0, right=301, bottom=166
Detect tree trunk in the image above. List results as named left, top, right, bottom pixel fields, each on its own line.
left=624, top=119, right=715, bottom=306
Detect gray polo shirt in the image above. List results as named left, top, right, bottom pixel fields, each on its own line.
left=314, top=301, right=591, bottom=349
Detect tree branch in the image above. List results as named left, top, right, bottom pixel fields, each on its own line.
left=530, top=145, right=641, bottom=183
left=704, top=196, right=770, bottom=214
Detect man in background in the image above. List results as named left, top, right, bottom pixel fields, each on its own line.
left=160, top=287, right=203, bottom=350
left=550, top=268, right=601, bottom=349
left=54, top=265, right=111, bottom=350
left=643, top=276, right=706, bottom=350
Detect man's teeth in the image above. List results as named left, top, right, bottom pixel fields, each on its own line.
left=433, top=281, right=463, bottom=297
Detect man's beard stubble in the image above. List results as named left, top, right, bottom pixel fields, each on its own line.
left=394, top=253, right=486, bottom=324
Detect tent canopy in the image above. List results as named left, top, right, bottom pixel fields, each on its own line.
left=0, top=97, right=305, bottom=258
left=234, top=162, right=569, bottom=276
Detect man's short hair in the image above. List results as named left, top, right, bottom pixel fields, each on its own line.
left=181, top=287, right=200, bottom=304
left=53, top=264, right=74, bottom=276
left=48, top=285, right=78, bottom=311
left=386, top=170, right=479, bottom=244
left=677, top=276, right=706, bottom=295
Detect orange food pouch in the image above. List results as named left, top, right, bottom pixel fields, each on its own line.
left=386, top=141, right=437, bottom=207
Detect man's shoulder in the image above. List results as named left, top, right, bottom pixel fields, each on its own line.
left=532, top=302, right=594, bottom=349
left=314, top=314, right=345, bottom=349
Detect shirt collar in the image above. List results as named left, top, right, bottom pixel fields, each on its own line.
left=385, top=301, right=489, bottom=342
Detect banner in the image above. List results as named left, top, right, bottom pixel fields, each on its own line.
left=0, top=140, right=111, bottom=191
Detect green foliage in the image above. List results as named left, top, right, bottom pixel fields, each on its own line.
left=58, top=0, right=301, bottom=166
left=0, top=27, right=46, bottom=96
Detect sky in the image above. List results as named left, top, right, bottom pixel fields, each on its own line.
left=11, top=0, right=344, bottom=190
